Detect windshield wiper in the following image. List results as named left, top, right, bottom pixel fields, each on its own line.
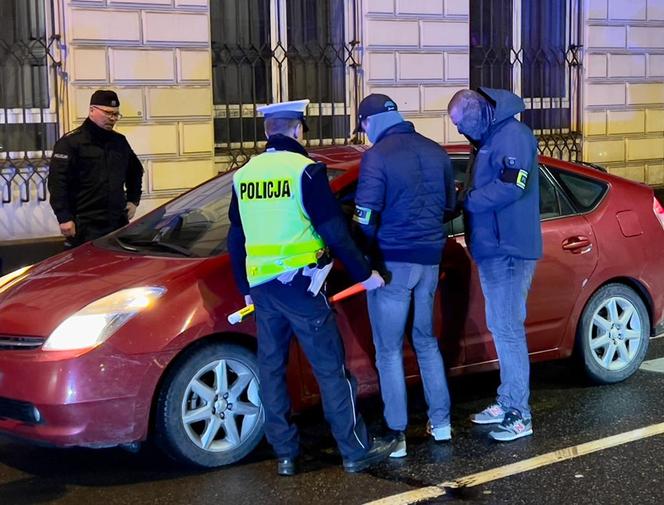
left=112, top=236, right=139, bottom=252
left=116, top=237, right=195, bottom=257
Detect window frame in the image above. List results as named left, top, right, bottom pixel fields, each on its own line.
left=210, top=0, right=360, bottom=164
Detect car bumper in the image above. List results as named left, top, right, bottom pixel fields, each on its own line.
left=0, top=345, right=171, bottom=448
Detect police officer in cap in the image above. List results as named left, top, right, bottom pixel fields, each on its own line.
left=48, top=89, right=143, bottom=247
left=227, top=99, right=397, bottom=475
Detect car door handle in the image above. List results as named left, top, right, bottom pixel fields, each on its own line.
left=562, top=236, right=592, bottom=252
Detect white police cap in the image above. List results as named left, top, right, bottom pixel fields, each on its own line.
left=258, top=99, right=310, bottom=131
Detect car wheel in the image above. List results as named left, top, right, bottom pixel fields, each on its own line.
left=155, top=342, right=264, bottom=467
left=577, top=283, right=650, bottom=384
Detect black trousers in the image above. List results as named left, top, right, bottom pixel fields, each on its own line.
left=250, top=271, right=370, bottom=461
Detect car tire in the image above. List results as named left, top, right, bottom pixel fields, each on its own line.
left=154, top=342, right=264, bottom=467
left=577, top=283, right=650, bottom=384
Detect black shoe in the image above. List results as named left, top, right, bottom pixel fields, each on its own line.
left=277, top=457, right=298, bottom=476
left=342, top=435, right=398, bottom=473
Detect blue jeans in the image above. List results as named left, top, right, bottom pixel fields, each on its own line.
left=367, top=261, right=451, bottom=431
left=477, top=256, right=537, bottom=419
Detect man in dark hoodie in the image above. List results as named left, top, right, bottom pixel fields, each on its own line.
left=48, top=90, right=143, bottom=248
left=353, top=94, right=456, bottom=458
left=448, top=88, right=542, bottom=442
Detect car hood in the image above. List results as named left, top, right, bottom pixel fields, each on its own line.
left=0, top=244, right=201, bottom=337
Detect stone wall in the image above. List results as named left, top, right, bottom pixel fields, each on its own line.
left=361, top=0, right=469, bottom=144
left=583, top=0, right=664, bottom=183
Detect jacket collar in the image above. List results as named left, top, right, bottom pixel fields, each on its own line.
left=374, top=121, right=415, bottom=144
left=83, top=117, right=116, bottom=140
left=265, top=134, right=309, bottom=157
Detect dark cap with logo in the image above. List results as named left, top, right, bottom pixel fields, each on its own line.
left=354, top=93, right=398, bottom=132
left=90, top=89, right=120, bottom=107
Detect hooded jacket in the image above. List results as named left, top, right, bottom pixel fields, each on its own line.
left=463, top=87, right=542, bottom=261
left=355, top=120, right=455, bottom=265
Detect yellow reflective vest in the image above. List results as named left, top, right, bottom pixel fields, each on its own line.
left=233, top=150, right=325, bottom=287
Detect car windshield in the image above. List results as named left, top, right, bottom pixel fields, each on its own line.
left=102, top=173, right=234, bottom=258
left=100, top=165, right=349, bottom=258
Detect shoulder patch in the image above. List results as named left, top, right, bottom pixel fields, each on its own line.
left=53, top=153, right=69, bottom=160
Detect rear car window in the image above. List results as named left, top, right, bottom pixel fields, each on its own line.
left=549, top=169, right=608, bottom=212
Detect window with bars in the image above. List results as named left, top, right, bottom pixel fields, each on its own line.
left=210, top=0, right=359, bottom=169
left=0, top=0, right=60, bottom=205
left=470, top=0, right=582, bottom=161
left=0, top=0, right=58, bottom=154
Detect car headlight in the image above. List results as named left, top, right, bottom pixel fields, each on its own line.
left=0, top=265, right=32, bottom=295
left=42, top=287, right=166, bottom=352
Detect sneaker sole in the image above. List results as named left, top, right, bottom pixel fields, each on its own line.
left=389, top=447, right=407, bottom=458
left=489, top=428, right=533, bottom=442
left=471, top=416, right=505, bottom=425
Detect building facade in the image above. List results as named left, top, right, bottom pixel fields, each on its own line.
left=1, top=0, right=663, bottom=243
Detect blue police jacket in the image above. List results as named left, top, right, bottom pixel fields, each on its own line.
left=463, top=87, right=543, bottom=261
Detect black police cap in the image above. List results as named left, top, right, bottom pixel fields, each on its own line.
left=90, top=90, right=120, bottom=108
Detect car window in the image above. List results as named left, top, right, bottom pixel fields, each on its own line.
left=103, top=167, right=351, bottom=258
left=540, top=171, right=575, bottom=220
left=549, top=168, right=608, bottom=212
left=450, top=156, right=469, bottom=182
left=103, top=173, right=235, bottom=257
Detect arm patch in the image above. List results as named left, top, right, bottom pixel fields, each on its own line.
left=501, top=168, right=529, bottom=189
left=501, top=156, right=528, bottom=189
left=353, top=205, right=377, bottom=225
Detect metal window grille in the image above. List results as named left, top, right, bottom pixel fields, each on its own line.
left=210, top=0, right=360, bottom=170
left=470, top=0, right=582, bottom=161
left=0, top=0, right=61, bottom=205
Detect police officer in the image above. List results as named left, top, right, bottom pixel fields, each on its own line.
left=227, top=99, right=396, bottom=475
left=448, top=88, right=542, bottom=442
left=48, top=89, right=143, bottom=247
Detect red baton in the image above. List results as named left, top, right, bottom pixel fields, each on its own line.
left=328, top=282, right=366, bottom=303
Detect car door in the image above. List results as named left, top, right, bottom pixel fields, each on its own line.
left=443, top=159, right=599, bottom=365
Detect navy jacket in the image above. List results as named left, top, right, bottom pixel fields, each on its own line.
left=227, top=135, right=372, bottom=295
left=355, top=121, right=455, bottom=265
left=464, top=87, right=542, bottom=261
left=48, top=118, right=143, bottom=227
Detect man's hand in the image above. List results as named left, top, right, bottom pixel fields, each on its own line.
left=126, top=202, right=138, bottom=220
left=244, top=294, right=253, bottom=306
left=59, top=221, right=76, bottom=238
left=361, top=270, right=385, bottom=291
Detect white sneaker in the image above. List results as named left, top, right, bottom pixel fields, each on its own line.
left=431, top=424, right=451, bottom=441
left=389, top=431, right=407, bottom=458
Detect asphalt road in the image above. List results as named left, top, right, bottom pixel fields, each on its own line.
left=2, top=337, right=664, bottom=505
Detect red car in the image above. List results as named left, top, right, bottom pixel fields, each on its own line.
left=1, top=145, right=663, bottom=467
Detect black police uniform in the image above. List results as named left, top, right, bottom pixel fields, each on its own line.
left=48, top=118, right=143, bottom=246
left=227, top=134, right=380, bottom=467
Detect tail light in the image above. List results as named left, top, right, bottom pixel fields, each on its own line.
left=653, top=196, right=664, bottom=230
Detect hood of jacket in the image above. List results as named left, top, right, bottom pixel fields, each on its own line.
left=478, top=87, right=526, bottom=126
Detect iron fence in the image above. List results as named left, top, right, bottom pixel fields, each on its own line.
left=0, top=0, right=61, bottom=205
left=210, top=0, right=361, bottom=170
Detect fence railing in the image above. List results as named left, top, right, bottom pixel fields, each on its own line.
left=0, top=0, right=61, bottom=205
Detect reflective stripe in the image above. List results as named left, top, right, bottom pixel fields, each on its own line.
left=247, top=252, right=319, bottom=277
left=246, top=241, right=323, bottom=257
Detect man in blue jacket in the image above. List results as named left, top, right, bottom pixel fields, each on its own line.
left=448, top=88, right=542, bottom=442
left=353, top=94, right=456, bottom=457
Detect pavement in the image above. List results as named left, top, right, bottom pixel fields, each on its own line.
left=2, top=338, right=664, bottom=505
